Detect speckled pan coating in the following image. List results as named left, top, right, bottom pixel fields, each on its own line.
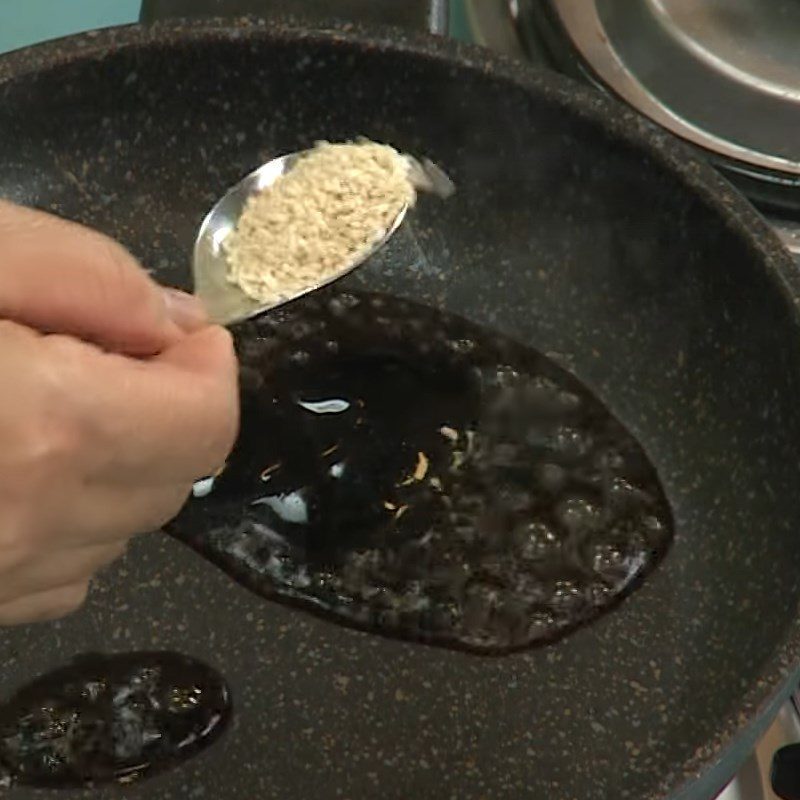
left=1, top=18, right=800, bottom=800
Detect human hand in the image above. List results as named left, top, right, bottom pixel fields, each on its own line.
left=0, top=201, right=239, bottom=624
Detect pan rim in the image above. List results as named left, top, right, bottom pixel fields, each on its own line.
left=1, top=17, right=799, bottom=800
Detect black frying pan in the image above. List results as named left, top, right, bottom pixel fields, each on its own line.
left=1, top=15, right=800, bottom=800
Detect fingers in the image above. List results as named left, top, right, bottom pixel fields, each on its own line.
left=35, top=325, right=239, bottom=482
left=61, top=482, right=192, bottom=545
left=0, top=544, right=123, bottom=605
left=0, top=203, right=238, bottom=626
left=0, top=581, right=90, bottom=626
left=59, top=325, right=240, bottom=481
left=0, top=201, right=207, bottom=355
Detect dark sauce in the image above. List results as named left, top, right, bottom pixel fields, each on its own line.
left=169, top=290, right=673, bottom=653
left=0, top=652, right=230, bottom=789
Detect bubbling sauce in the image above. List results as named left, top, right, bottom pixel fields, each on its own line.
left=0, top=652, right=230, bottom=789
left=169, top=290, right=673, bottom=653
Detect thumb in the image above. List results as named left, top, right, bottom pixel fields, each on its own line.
left=0, top=201, right=207, bottom=356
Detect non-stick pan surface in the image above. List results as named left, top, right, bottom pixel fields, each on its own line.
left=2, top=19, right=800, bottom=800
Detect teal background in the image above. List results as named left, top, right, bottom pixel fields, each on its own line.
left=0, top=0, right=141, bottom=53
left=0, top=1, right=472, bottom=53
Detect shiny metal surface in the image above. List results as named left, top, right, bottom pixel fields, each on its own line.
left=773, top=219, right=800, bottom=258
left=467, top=0, right=800, bottom=249
left=464, top=0, right=529, bottom=62
left=193, top=151, right=409, bottom=327
left=549, top=0, right=800, bottom=177
left=193, top=149, right=454, bottom=327
left=717, top=696, right=800, bottom=799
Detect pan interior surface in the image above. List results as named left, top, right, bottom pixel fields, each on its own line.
left=1, top=23, right=800, bottom=800
left=169, top=287, right=675, bottom=654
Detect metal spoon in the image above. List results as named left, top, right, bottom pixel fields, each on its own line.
left=192, top=148, right=455, bottom=328
left=189, top=147, right=454, bottom=498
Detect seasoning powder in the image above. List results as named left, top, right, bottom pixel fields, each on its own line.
left=224, top=141, right=416, bottom=305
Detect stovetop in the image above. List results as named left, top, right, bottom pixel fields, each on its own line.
left=466, top=0, right=800, bottom=265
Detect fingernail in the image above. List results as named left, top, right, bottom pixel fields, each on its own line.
left=163, top=288, right=208, bottom=332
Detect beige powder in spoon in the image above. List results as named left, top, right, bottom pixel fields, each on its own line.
left=224, top=140, right=416, bottom=305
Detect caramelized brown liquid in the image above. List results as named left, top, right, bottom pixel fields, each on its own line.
left=0, top=652, right=230, bottom=788
left=169, top=290, right=673, bottom=653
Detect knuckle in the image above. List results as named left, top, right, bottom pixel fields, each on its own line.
left=0, top=442, right=59, bottom=513
left=15, top=338, right=89, bottom=471
left=0, top=333, right=87, bottom=506
left=15, top=411, right=81, bottom=478
left=39, top=336, right=93, bottom=409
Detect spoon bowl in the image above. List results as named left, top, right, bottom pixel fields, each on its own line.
left=193, top=148, right=453, bottom=327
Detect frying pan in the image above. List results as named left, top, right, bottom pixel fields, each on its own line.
left=1, top=13, right=800, bottom=800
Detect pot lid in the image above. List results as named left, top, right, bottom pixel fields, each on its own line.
left=544, top=0, right=800, bottom=183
